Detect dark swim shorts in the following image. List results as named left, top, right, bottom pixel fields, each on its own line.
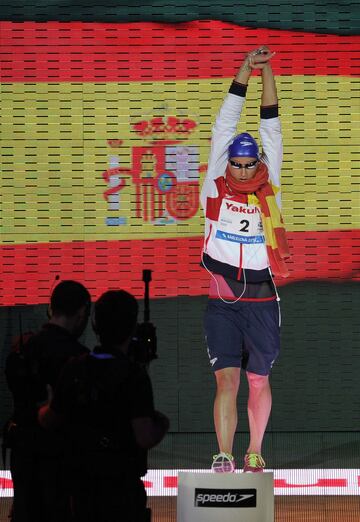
left=204, top=298, right=280, bottom=375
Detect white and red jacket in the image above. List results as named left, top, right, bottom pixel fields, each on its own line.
left=200, top=82, right=283, bottom=283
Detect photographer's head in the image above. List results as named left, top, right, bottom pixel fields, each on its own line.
left=49, top=280, right=91, bottom=338
left=93, top=290, right=138, bottom=354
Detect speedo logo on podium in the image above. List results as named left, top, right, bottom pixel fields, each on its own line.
left=194, top=488, right=257, bottom=508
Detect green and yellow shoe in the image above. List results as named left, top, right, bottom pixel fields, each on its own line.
left=243, top=453, right=265, bottom=473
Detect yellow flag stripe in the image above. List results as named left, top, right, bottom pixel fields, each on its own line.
left=1, top=76, right=358, bottom=245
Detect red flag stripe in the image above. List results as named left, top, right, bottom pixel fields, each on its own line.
left=0, top=229, right=359, bottom=306
left=1, top=21, right=359, bottom=82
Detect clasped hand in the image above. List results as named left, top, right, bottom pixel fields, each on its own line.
left=246, top=46, right=275, bottom=70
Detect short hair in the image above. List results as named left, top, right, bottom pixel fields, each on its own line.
left=50, top=280, right=91, bottom=317
left=94, top=290, right=138, bottom=347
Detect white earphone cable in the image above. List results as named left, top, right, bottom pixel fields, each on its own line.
left=201, top=247, right=247, bottom=305
left=268, top=268, right=281, bottom=327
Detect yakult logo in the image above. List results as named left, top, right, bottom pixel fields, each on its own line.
left=194, top=488, right=257, bottom=508
left=225, top=202, right=260, bottom=214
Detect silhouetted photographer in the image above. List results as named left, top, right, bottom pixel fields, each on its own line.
left=5, top=280, right=91, bottom=522
left=39, top=289, right=169, bottom=522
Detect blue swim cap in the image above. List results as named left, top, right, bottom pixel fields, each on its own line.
left=228, top=133, right=259, bottom=159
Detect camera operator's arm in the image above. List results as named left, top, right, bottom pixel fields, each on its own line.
left=38, top=362, right=75, bottom=430
left=132, top=410, right=169, bottom=449
left=38, top=403, right=63, bottom=430
left=130, top=367, right=169, bottom=449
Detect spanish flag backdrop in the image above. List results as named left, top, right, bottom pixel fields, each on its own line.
left=1, top=11, right=359, bottom=305
left=0, top=1, right=359, bottom=432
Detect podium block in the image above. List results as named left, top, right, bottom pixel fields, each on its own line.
left=177, top=471, right=274, bottom=522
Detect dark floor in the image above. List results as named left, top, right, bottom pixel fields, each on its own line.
left=149, top=431, right=360, bottom=469
left=1, top=432, right=359, bottom=521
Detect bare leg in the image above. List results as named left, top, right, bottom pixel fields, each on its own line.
left=214, top=367, right=241, bottom=454
left=246, top=371, right=272, bottom=454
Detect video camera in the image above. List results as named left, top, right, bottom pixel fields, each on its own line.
left=130, top=269, right=157, bottom=366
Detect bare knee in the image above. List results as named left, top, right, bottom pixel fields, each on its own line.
left=246, top=371, right=269, bottom=389
left=215, top=368, right=240, bottom=395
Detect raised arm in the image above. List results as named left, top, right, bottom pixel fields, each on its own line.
left=261, top=61, right=278, bottom=107
left=199, top=85, right=247, bottom=209
left=200, top=48, right=276, bottom=209
left=258, top=60, right=283, bottom=203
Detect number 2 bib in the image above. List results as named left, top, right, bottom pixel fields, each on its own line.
left=215, top=199, right=265, bottom=244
